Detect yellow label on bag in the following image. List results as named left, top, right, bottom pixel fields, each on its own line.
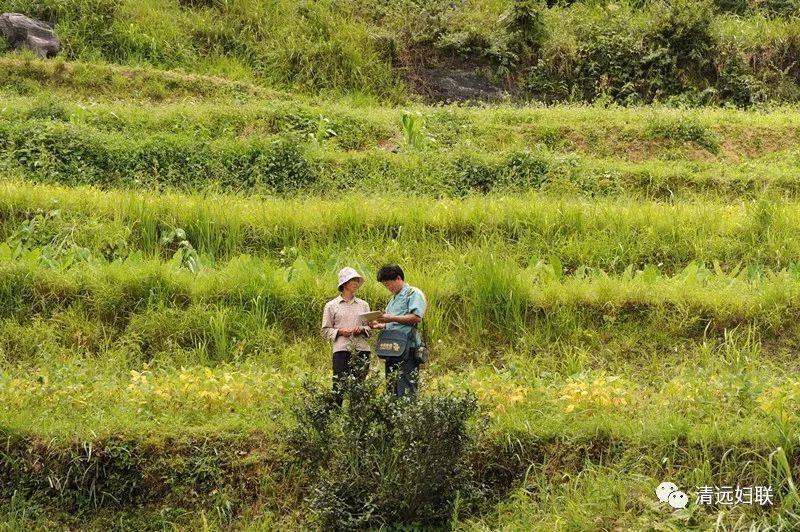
left=379, top=342, right=401, bottom=352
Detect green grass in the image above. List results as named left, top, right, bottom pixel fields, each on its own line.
left=0, top=177, right=798, bottom=526
left=0, top=0, right=403, bottom=101
left=6, top=45, right=800, bottom=527
left=6, top=70, right=800, bottom=199
left=2, top=329, right=799, bottom=528
left=3, top=0, right=800, bottom=105
left=5, top=180, right=800, bottom=273
left=5, top=216, right=800, bottom=346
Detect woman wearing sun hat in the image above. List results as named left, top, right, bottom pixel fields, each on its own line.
left=321, top=267, right=372, bottom=406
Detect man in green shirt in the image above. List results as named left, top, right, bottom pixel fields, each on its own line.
left=369, top=264, right=427, bottom=397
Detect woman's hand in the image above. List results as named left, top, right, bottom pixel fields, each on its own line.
left=338, top=326, right=369, bottom=337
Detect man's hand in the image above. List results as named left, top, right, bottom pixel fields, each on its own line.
left=375, top=313, right=394, bottom=323
left=369, top=321, right=386, bottom=329
left=337, top=327, right=354, bottom=337
left=375, top=314, right=421, bottom=326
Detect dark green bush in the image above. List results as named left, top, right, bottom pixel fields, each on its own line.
left=24, top=96, right=70, bottom=121
left=524, top=11, right=680, bottom=104
left=501, top=150, right=550, bottom=190
left=573, top=25, right=653, bottom=103
left=521, top=0, right=725, bottom=105
left=649, top=0, right=717, bottom=90
left=713, top=0, right=749, bottom=14
left=717, top=66, right=768, bottom=108
left=520, top=60, right=572, bottom=103
left=758, top=0, right=800, bottom=16
left=252, top=136, right=316, bottom=194
left=501, top=0, right=547, bottom=52
left=288, top=375, right=484, bottom=530
left=449, top=153, right=500, bottom=195
left=492, top=0, right=548, bottom=74
left=645, top=117, right=720, bottom=153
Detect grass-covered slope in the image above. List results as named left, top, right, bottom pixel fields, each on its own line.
left=6, top=58, right=800, bottom=201
left=2, top=50, right=800, bottom=531
left=2, top=179, right=800, bottom=528
left=7, top=0, right=800, bottom=105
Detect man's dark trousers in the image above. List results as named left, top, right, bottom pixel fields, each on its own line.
left=385, top=350, right=420, bottom=397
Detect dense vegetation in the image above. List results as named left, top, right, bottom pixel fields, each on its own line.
left=3, top=1, right=800, bottom=529
left=7, top=0, right=800, bottom=105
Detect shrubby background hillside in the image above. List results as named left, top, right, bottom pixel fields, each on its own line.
left=6, top=0, right=800, bottom=105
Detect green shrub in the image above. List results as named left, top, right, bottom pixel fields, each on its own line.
left=501, top=150, right=550, bottom=190
left=712, top=0, right=749, bottom=14
left=0, top=121, right=317, bottom=194
left=648, top=0, right=716, bottom=90
left=500, top=0, right=547, bottom=54
left=534, top=13, right=673, bottom=104
left=24, top=96, right=70, bottom=121
left=0, top=121, right=115, bottom=183
left=758, top=0, right=800, bottom=16
left=523, top=0, right=723, bottom=105
left=715, top=52, right=768, bottom=108
left=252, top=136, right=316, bottom=194
left=574, top=25, right=651, bottom=102
left=646, top=117, right=720, bottom=154
left=449, top=153, right=500, bottom=195
left=492, top=0, right=548, bottom=74
left=288, top=375, right=483, bottom=530
left=127, top=134, right=210, bottom=186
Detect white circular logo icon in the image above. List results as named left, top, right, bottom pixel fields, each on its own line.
left=668, top=490, right=688, bottom=509
left=655, top=481, right=678, bottom=503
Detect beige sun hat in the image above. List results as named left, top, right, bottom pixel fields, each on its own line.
left=337, top=267, right=364, bottom=291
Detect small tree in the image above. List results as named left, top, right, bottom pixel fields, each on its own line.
left=288, top=373, right=485, bottom=529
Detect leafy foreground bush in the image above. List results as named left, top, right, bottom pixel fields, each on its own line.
left=288, top=374, right=485, bottom=530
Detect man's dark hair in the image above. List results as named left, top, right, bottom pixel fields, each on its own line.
left=377, top=264, right=404, bottom=282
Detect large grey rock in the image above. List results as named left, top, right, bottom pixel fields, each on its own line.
left=0, top=13, right=60, bottom=58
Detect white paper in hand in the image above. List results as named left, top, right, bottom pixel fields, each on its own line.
left=359, top=311, right=383, bottom=322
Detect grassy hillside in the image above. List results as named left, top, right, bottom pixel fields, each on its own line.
left=4, top=183, right=800, bottom=528
left=3, top=11, right=800, bottom=531
left=6, top=58, right=800, bottom=202
left=5, top=0, right=800, bottom=104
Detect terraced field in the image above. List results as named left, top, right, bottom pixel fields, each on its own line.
left=3, top=56, right=800, bottom=530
